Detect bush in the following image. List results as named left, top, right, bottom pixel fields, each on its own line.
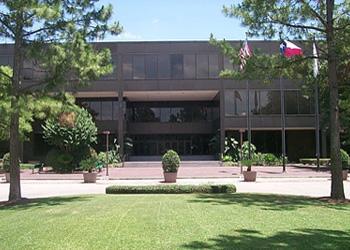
left=2, top=152, right=10, bottom=172
left=80, top=156, right=99, bottom=173
left=241, top=141, right=257, bottom=160
left=341, top=149, right=350, bottom=169
left=106, top=184, right=236, bottom=194
left=162, top=150, right=180, bottom=173
left=222, top=155, right=233, bottom=162
left=224, top=137, right=240, bottom=162
left=45, top=149, right=74, bottom=173
left=263, top=153, right=280, bottom=166
left=98, top=150, right=121, bottom=167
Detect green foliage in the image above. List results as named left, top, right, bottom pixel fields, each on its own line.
left=241, top=159, right=253, bottom=172
left=162, top=150, right=181, bottom=173
left=222, top=155, right=233, bottom=162
left=224, top=137, right=240, bottom=162
left=2, top=153, right=10, bottom=173
left=340, top=149, right=350, bottom=170
left=98, top=150, right=121, bottom=167
left=299, top=158, right=331, bottom=166
left=241, top=141, right=257, bottom=161
left=45, top=149, right=74, bottom=173
left=106, top=184, right=236, bottom=194
left=80, top=156, right=99, bottom=173
left=43, top=106, right=97, bottom=159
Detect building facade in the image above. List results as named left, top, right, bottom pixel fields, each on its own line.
left=0, top=41, right=320, bottom=162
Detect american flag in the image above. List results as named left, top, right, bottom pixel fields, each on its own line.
left=239, top=39, right=253, bottom=71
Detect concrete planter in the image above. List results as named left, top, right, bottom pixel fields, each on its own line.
left=163, top=172, right=177, bottom=183
left=243, top=171, right=257, bottom=182
left=83, top=172, right=97, bottom=183
left=342, top=170, right=348, bottom=181
left=5, top=173, right=10, bottom=183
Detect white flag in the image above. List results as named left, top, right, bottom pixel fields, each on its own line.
left=313, top=42, right=319, bottom=78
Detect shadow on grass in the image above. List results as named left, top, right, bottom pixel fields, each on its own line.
left=183, top=228, right=350, bottom=249
left=188, top=193, right=350, bottom=211
left=0, top=196, right=93, bottom=211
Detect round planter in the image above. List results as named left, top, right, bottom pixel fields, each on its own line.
left=243, top=171, right=257, bottom=182
left=342, top=170, right=348, bottom=181
left=5, top=173, right=10, bottom=183
left=163, top=172, right=177, bottom=183
left=83, top=172, right=97, bottom=183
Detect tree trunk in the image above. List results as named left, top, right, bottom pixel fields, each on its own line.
left=327, top=0, right=345, bottom=200
left=8, top=13, right=23, bottom=202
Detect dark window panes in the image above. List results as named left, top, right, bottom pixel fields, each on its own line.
left=184, top=55, right=196, bottom=79
left=160, top=108, right=171, bottom=122
left=101, top=101, right=113, bottom=120
left=259, top=91, right=281, bottom=114
left=170, top=54, right=183, bottom=79
left=133, top=55, right=145, bottom=79
left=89, top=101, right=101, bottom=120
left=285, top=91, right=298, bottom=114
left=0, top=56, right=9, bottom=65
left=134, top=107, right=160, bottom=122
left=298, top=93, right=313, bottom=114
left=224, top=56, right=234, bottom=71
left=225, top=90, right=247, bottom=116
left=196, top=55, right=209, bottom=78
left=145, top=55, right=157, bottom=79
left=158, top=55, right=170, bottom=79
left=209, top=55, right=219, bottom=78
left=113, top=101, right=119, bottom=120
left=122, top=55, right=132, bottom=79
left=170, top=108, right=184, bottom=122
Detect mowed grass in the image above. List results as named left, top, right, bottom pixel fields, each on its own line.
left=0, top=194, right=349, bottom=249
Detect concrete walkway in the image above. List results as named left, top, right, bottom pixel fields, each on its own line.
left=1, top=178, right=349, bottom=201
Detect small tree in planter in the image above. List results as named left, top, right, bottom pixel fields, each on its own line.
left=340, top=149, right=349, bottom=180
left=80, top=149, right=99, bottom=183
left=162, top=150, right=180, bottom=183
left=2, top=153, right=10, bottom=182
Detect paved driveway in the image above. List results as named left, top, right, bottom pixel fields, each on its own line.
left=1, top=178, right=349, bottom=202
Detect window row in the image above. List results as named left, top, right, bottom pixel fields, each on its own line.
left=79, top=100, right=120, bottom=121
left=122, top=54, right=219, bottom=80
left=128, top=106, right=219, bottom=123
left=225, top=90, right=315, bottom=116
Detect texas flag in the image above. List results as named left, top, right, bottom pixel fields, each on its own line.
left=280, top=40, right=303, bottom=58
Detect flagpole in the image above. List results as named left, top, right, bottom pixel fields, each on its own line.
left=313, top=39, right=320, bottom=171
left=280, top=76, right=286, bottom=172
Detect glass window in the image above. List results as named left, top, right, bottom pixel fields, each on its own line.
left=224, top=56, right=234, bottom=71
left=285, top=91, right=298, bottom=114
left=133, top=55, right=145, bottom=79
left=196, top=55, right=209, bottom=78
left=184, top=55, right=196, bottom=79
left=113, top=101, right=119, bottom=120
left=298, top=93, right=313, bottom=114
left=89, top=101, right=101, bottom=120
left=170, top=54, right=183, bottom=79
left=225, top=90, right=247, bottom=116
left=160, top=108, right=171, bottom=122
left=101, top=101, right=113, bottom=120
left=122, top=55, right=132, bottom=79
left=134, top=107, right=160, bottom=122
left=209, top=55, right=219, bottom=78
left=259, top=91, right=281, bottom=114
left=145, top=55, right=157, bottom=79
left=0, top=56, right=9, bottom=65
left=158, top=55, right=170, bottom=79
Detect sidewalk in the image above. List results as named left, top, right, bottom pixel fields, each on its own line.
left=1, top=178, right=349, bottom=201
left=0, top=164, right=331, bottom=180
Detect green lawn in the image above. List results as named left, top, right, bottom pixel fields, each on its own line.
left=0, top=194, right=349, bottom=249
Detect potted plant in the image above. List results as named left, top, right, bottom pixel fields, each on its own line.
left=341, top=149, right=349, bottom=181
left=80, top=156, right=99, bottom=183
left=241, top=159, right=257, bottom=182
left=2, top=153, right=10, bottom=183
left=162, top=150, right=180, bottom=183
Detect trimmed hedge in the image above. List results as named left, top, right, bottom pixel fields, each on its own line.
left=299, top=158, right=331, bottom=165
left=106, top=184, right=236, bottom=194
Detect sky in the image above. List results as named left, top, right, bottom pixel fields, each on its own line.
left=100, top=0, right=248, bottom=41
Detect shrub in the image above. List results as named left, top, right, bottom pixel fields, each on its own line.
left=162, top=150, right=180, bottom=173
left=42, top=105, right=97, bottom=168
left=2, top=153, right=10, bottom=172
left=263, top=153, right=280, bottom=166
left=106, top=184, right=236, bottom=194
left=241, top=159, right=253, bottom=171
left=253, top=153, right=265, bottom=166
left=45, top=149, right=74, bottom=173
left=341, top=149, right=350, bottom=169
left=224, top=137, right=240, bottom=162
left=98, top=149, right=121, bottom=167
left=80, top=155, right=99, bottom=173
left=222, top=155, right=233, bottom=162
